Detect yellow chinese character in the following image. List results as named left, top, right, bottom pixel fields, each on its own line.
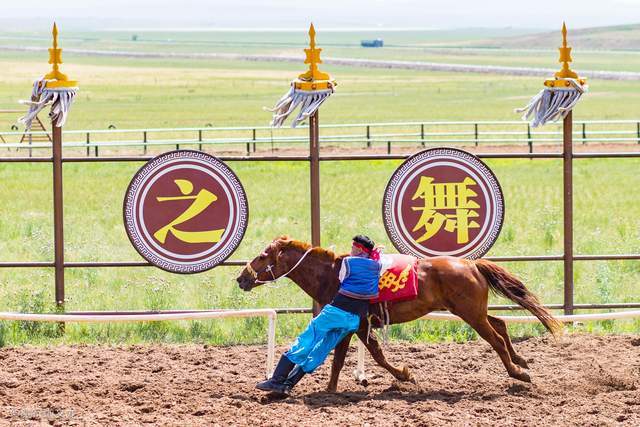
left=378, top=264, right=411, bottom=293
left=153, top=179, right=225, bottom=244
left=411, top=176, right=480, bottom=244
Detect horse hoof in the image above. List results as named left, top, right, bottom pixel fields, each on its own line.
left=401, top=365, right=415, bottom=382
left=513, top=355, right=529, bottom=369
left=511, top=370, right=531, bottom=383
left=326, top=385, right=337, bottom=393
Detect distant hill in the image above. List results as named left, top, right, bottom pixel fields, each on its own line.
left=468, top=23, right=640, bottom=51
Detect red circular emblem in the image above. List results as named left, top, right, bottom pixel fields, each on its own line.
left=382, top=148, right=504, bottom=259
left=123, top=150, right=249, bottom=273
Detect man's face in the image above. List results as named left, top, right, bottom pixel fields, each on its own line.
left=350, top=243, right=364, bottom=257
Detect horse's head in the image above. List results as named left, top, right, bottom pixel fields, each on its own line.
left=236, top=236, right=293, bottom=292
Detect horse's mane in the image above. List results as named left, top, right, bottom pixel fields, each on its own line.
left=278, top=236, right=343, bottom=264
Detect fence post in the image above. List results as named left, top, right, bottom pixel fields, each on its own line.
left=581, top=123, right=586, bottom=145
left=420, top=123, right=425, bottom=147
left=143, top=131, right=147, bottom=155
left=198, top=129, right=203, bottom=151
left=246, top=142, right=251, bottom=156
left=29, top=132, right=33, bottom=158
left=85, top=132, right=90, bottom=157
left=252, top=128, right=257, bottom=152
left=563, top=111, right=574, bottom=316
left=387, top=140, right=391, bottom=154
left=94, top=141, right=98, bottom=157
left=366, top=125, right=371, bottom=148
left=52, top=125, right=65, bottom=311
left=527, top=124, right=532, bottom=154
left=309, top=111, right=321, bottom=317
left=637, top=122, right=639, bottom=144
left=474, top=123, right=479, bottom=147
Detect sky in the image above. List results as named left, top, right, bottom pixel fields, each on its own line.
left=1, top=0, right=638, bottom=30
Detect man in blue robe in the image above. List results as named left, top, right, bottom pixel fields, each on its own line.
left=256, top=235, right=381, bottom=395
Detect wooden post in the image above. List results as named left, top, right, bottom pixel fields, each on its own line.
left=198, top=129, right=203, bottom=152
left=582, top=122, right=586, bottom=144
left=474, top=123, right=479, bottom=147
left=310, top=111, right=321, bottom=316
left=366, top=125, right=371, bottom=148
left=527, top=124, right=533, bottom=154
left=52, top=125, right=65, bottom=309
left=563, top=111, right=574, bottom=315
left=85, top=132, right=90, bottom=157
left=252, top=128, right=257, bottom=153
left=420, top=123, right=425, bottom=147
left=143, top=131, right=147, bottom=155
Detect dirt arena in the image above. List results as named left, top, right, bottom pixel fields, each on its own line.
left=0, top=334, right=638, bottom=426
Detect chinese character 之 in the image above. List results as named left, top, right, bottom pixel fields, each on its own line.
left=153, top=179, right=225, bottom=244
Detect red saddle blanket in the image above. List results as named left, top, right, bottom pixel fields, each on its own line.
left=370, top=254, right=419, bottom=304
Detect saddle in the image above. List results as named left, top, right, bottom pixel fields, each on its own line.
left=370, top=254, right=418, bottom=304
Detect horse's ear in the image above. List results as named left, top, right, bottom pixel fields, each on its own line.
left=276, top=235, right=292, bottom=246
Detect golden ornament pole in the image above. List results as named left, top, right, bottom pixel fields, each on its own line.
left=45, top=23, right=78, bottom=311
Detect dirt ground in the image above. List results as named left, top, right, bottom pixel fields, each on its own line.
left=0, top=334, right=638, bottom=426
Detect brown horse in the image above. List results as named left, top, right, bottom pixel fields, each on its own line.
left=236, top=236, right=561, bottom=392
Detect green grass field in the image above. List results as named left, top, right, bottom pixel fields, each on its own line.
left=0, top=28, right=639, bottom=347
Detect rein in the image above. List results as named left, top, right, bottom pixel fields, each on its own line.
left=246, top=247, right=314, bottom=284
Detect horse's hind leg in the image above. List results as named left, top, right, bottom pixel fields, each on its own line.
left=327, top=333, right=352, bottom=392
left=452, top=310, right=530, bottom=382
left=355, top=329, right=413, bottom=382
left=487, top=315, right=529, bottom=369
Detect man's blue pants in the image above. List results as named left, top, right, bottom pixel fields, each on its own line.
left=284, top=304, right=360, bottom=373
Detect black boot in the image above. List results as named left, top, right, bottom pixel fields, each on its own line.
left=283, top=365, right=306, bottom=394
left=256, top=355, right=295, bottom=394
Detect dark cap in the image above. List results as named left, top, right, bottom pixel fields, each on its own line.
left=353, top=235, right=375, bottom=251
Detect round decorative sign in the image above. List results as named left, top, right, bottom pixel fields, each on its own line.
left=382, top=148, right=504, bottom=259
left=123, top=150, right=249, bottom=274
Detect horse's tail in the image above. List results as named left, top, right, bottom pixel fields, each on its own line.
left=474, top=259, right=562, bottom=336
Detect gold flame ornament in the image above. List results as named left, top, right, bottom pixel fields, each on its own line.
left=267, top=24, right=336, bottom=128
left=517, top=22, right=588, bottom=128
left=19, top=22, right=78, bottom=129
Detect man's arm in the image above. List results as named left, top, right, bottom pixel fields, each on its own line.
left=338, top=258, right=349, bottom=283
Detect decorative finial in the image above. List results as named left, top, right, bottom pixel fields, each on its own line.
left=298, top=22, right=331, bottom=85
left=309, top=23, right=316, bottom=47
left=44, top=22, right=77, bottom=88
left=554, top=21, right=578, bottom=79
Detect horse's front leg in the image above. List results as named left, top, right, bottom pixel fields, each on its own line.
left=355, top=329, right=413, bottom=382
left=327, top=332, right=353, bottom=392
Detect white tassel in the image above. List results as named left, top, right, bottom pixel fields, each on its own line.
left=516, top=79, right=587, bottom=127
left=19, top=78, right=77, bottom=130
left=267, top=85, right=333, bottom=128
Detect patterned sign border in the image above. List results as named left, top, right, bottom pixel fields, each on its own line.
left=123, top=150, right=249, bottom=274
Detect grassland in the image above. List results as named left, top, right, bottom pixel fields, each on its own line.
left=0, top=28, right=639, bottom=346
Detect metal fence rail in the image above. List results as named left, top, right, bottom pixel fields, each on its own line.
left=1, top=116, right=640, bottom=315
left=2, top=119, right=640, bottom=157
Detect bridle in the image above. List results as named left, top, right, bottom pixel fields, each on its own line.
left=245, top=247, right=314, bottom=284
